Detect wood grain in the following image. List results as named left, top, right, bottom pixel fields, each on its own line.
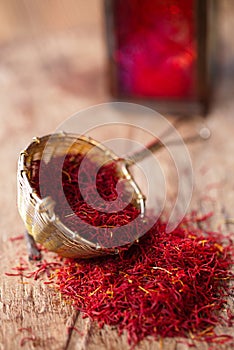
left=0, top=1, right=233, bottom=349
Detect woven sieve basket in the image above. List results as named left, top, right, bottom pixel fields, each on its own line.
left=17, top=132, right=143, bottom=258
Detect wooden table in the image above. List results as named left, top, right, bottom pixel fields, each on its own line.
left=0, top=1, right=233, bottom=349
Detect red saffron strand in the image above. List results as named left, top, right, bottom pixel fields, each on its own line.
left=9, top=234, right=24, bottom=242
left=18, top=327, right=32, bottom=333
left=20, top=336, right=36, bottom=347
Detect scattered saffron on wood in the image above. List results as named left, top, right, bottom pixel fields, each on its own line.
left=67, top=326, right=84, bottom=337
left=18, top=327, right=32, bottom=333
left=20, top=336, right=36, bottom=347
left=5, top=272, right=22, bottom=277
left=8, top=215, right=233, bottom=347
left=9, top=154, right=234, bottom=346
left=9, top=235, right=24, bottom=242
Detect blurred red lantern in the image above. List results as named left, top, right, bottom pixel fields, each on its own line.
left=104, top=0, right=216, bottom=115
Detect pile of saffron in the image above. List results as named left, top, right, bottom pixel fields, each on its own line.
left=8, top=215, right=233, bottom=346
left=10, top=153, right=233, bottom=346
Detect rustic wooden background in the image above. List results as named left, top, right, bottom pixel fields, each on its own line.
left=0, top=1, right=233, bottom=349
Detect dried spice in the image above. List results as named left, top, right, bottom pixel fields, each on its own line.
left=30, top=154, right=141, bottom=247
left=9, top=234, right=24, bottom=242
left=10, top=149, right=233, bottom=346
left=8, top=214, right=233, bottom=347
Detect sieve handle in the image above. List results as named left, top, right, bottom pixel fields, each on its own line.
left=125, top=128, right=210, bottom=165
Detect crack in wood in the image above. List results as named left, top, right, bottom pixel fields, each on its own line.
left=64, top=311, right=80, bottom=350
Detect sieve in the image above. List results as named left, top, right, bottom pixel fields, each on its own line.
left=18, top=120, right=210, bottom=259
